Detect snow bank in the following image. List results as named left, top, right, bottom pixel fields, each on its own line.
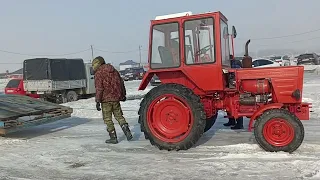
left=0, top=78, right=9, bottom=93
left=63, top=98, right=141, bottom=119
left=123, top=80, right=152, bottom=100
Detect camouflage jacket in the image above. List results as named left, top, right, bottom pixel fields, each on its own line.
left=94, top=64, right=126, bottom=102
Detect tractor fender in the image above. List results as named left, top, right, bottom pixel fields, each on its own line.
left=248, top=103, right=283, bottom=132
left=138, top=71, right=154, bottom=90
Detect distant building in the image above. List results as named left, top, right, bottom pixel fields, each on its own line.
left=119, top=60, right=140, bottom=71
left=1, top=68, right=23, bottom=79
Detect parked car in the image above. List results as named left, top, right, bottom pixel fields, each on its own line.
left=123, top=67, right=145, bottom=81
left=23, top=58, right=95, bottom=103
left=5, top=78, right=40, bottom=98
left=295, top=53, right=320, bottom=65
left=252, top=59, right=281, bottom=68
left=119, top=70, right=129, bottom=81
left=269, top=55, right=290, bottom=66
left=150, top=75, right=161, bottom=86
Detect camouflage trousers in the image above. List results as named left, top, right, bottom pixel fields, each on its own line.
left=101, top=101, right=127, bottom=132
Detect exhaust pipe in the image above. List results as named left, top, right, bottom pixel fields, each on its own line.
left=242, top=39, right=253, bottom=68
left=244, top=39, right=251, bottom=56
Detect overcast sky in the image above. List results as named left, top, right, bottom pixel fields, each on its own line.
left=0, top=0, right=320, bottom=72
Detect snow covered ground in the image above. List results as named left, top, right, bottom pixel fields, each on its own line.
left=0, top=78, right=9, bottom=94
left=0, top=75, right=320, bottom=179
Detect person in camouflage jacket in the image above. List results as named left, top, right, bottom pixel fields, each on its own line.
left=92, top=56, right=133, bottom=144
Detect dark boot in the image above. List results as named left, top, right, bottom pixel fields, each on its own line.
left=105, top=129, right=118, bottom=144
left=224, top=118, right=236, bottom=126
left=121, top=123, right=133, bottom=141
left=231, top=117, right=244, bottom=130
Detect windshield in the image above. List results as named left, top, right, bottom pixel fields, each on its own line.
left=6, top=79, right=21, bottom=88
left=184, top=17, right=215, bottom=64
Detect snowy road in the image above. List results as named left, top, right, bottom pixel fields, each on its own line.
left=0, top=75, right=320, bottom=179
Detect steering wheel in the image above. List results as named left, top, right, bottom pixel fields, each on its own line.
left=195, top=45, right=214, bottom=56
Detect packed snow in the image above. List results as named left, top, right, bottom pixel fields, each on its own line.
left=0, top=78, right=9, bottom=94
left=0, top=74, right=320, bottom=179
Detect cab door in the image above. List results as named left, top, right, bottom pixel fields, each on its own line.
left=85, top=63, right=96, bottom=94
left=181, top=13, right=225, bottom=91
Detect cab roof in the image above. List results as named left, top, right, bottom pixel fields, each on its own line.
left=152, top=11, right=228, bottom=22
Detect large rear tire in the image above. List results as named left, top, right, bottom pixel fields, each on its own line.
left=254, top=109, right=304, bottom=153
left=204, top=113, right=218, bottom=133
left=138, top=83, right=206, bottom=151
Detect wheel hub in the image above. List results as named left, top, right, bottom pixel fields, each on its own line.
left=263, top=118, right=294, bottom=147
left=147, top=94, right=193, bottom=143
left=166, top=111, right=178, bottom=124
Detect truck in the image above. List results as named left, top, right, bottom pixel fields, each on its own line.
left=23, top=58, right=95, bottom=103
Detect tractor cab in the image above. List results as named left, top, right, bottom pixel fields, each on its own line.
left=149, top=11, right=233, bottom=68
left=139, top=11, right=238, bottom=91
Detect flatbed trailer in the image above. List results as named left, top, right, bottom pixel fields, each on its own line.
left=0, top=94, right=73, bottom=135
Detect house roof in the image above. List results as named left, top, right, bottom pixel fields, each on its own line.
left=10, top=68, right=23, bottom=74
left=0, top=68, right=23, bottom=77
left=119, top=60, right=139, bottom=66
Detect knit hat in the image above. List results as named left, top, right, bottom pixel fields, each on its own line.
left=92, top=56, right=105, bottom=72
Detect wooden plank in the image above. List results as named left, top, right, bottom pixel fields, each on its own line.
left=0, top=114, right=72, bottom=135
left=0, top=94, right=73, bottom=135
left=0, top=95, right=72, bottom=121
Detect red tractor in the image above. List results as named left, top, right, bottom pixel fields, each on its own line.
left=138, top=11, right=311, bottom=153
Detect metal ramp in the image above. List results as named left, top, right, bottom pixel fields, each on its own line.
left=0, top=94, right=73, bottom=135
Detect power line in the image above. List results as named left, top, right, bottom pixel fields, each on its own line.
left=94, top=48, right=139, bottom=54
left=0, top=48, right=91, bottom=56
left=239, top=28, right=320, bottom=40
left=0, top=62, right=22, bottom=64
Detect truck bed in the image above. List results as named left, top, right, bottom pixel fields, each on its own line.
left=24, top=79, right=87, bottom=92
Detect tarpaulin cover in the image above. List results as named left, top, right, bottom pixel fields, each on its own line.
left=23, top=58, right=86, bottom=81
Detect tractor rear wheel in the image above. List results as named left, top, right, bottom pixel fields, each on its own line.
left=254, top=109, right=304, bottom=153
left=138, top=83, right=206, bottom=151
left=204, top=113, right=218, bottom=133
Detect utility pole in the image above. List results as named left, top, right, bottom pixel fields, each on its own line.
left=139, top=45, right=142, bottom=67
left=90, top=45, right=94, bottom=62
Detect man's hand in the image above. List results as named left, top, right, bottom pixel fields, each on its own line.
left=96, top=102, right=101, bottom=111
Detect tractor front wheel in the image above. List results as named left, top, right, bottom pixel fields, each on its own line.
left=254, top=109, right=304, bottom=153
left=138, top=83, right=206, bottom=151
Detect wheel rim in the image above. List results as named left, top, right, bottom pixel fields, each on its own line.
left=147, top=94, right=193, bottom=143
left=263, top=118, right=294, bottom=147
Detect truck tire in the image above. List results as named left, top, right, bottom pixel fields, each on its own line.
left=66, top=90, right=78, bottom=102
left=254, top=109, right=304, bottom=153
left=204, top=113, right=218, bottom=132
left=138, top=83, right=206, bottom=151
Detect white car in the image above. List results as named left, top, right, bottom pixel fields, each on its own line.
left=270, top=55, right=291, bottom=66
left=252, top=59, right=281, bottom=68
